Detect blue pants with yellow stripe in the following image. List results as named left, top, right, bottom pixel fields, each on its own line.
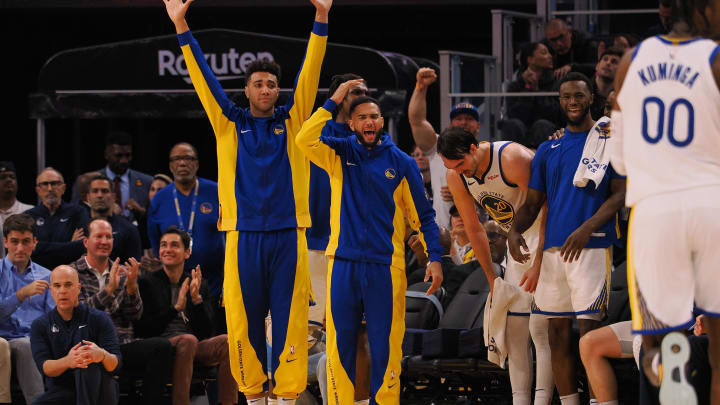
left=224, top=229, right=310, bottom=398
left=326, top=257, right=406, bottom=405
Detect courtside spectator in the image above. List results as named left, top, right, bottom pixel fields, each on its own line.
left=71, top=217, right=172, bottom=405
left=0, top=214, right=54, bottom=404
left=135, top=227, right=237, bottom=405
left=30, top=266, right=121, bottom=405
left=0, top=162, right=33, bottom=225
left=86, top=175, right=141, bottom=262
left=147, top=143, right=225, bottom=333
left=139, top=174, right=171, bottom=274
left=543, top=19, right=597, bottom=79
left=72, top=131, right=153, bottom=221
left=590, top=47, right=622, bottom=120
left=26, top=168, right=89, bottom=269
left=412, top=146, right=433, bottom=203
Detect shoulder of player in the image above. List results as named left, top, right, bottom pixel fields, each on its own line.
left=498, top=142, right=532, bottom=164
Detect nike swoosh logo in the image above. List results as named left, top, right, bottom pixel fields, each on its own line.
left=285, top=358, right=297, bottom=363
left=79, top=325, right=87, bottom=329
left=388, top=383, right=397, bottom=389
left=346, top=161, right=358, bottom=166
left=240, top=129, right=252, bottom=134
left=60, top=218, right=69, bottom=222
left=551, top=143, right=561, bottom=149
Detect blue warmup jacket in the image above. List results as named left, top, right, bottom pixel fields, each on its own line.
left=307, top=120, right=353, bottom=251
left=178, top=23, right=328, bottom=232
left=296, top=99, right=443, bottom=266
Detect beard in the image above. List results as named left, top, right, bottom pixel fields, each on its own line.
left=564, top=104, right=591, bottom=126
left=91, top=201, right=111, bottom=216
left=357, top=129, right=383, bottom=148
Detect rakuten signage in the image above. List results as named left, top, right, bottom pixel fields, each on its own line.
left=157, top=49, right=274, bottom=83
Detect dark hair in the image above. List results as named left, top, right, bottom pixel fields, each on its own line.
left=162, top=226, right=191, bottom=250
left=437, top=127, right=478, bottom=160
left=84, top=217, right=112, bottom=239
left=599, top=46, right=624, bottom=60
left=518, top=42, right=543, bottom=71
left=169, top=142, right=199, bottom=159
left=558, top=72, right=594, bottom=95
left=670, top=0, right=710, bottom=34
left=88, top=173, right=112, bottom=189
left=527, top=119, right=558, bottom=150
left=328, top=73, right=364, bottom=99
left=245, top=59, right=282, bottom=83
left=613, top=33, right=639, bottom=48
left=105, top=131, right=132, bottom=147
left=3, top=214, right=36, bottom=237
left=348, top=96, right=381, bottom=116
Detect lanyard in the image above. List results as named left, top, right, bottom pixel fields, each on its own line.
left=173, top=180, right=199, bottom=236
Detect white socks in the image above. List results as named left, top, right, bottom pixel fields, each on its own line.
left=599, top=401, right=619, bottom=405
left=354, top=400, right=370, bottom=404
left=277, top=398, right=296, bottom=405
left=559, top=393, right=579, bottom=405
left=248, top=398, right=267, bottom=405
left=530, top=314, right=554, bottom=405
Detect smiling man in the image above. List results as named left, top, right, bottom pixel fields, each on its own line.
left=297, top=81, right=443, bottom=405
left=509, top=72, right=626, bottom=405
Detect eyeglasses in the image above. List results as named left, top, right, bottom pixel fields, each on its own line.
left=169, top=156, right=198, bottom=163
left=37, top=181, right=64, bottom=188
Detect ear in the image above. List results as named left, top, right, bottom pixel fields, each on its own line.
left=348, top=119, right=356, bottom=132
left=244, top=85, right=250, bottom=100
left=82, top=237, right=88, bottom=250
left=378, top=117, right=385, bottom=129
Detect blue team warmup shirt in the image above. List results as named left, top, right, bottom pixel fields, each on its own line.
left=148, top=177, right=225, bottom=297
left=306, top=119, right=353, bottom=251
left=529, top=128, right=624, bottom=250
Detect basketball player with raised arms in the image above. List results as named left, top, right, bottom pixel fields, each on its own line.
left=610, top=0, right=720, bottom=402
left=437, top=130, right=554, bottom=405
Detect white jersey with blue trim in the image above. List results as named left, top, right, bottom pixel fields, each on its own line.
left=462, top=141, right=541, bottom=235
left=617, top=36, right=720, bottom=206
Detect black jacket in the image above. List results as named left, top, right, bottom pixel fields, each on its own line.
left=134, top=268, right=214, bottom=340
left=26, top=202, right=89, bottom=269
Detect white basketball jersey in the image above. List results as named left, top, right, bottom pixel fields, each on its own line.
left=462, top=141, right=541, bottom=236
left=617, top=36, right=720, bottom=206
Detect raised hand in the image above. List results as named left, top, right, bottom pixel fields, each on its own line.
left=175, top=278, right=190, bottom=312
left=17, top=280, right=49, bottom=302
left=416, top=67, right=437, bottom=90
left=330, top=79, right=365, bottom=105
left=310, top=0, right=332, bottom=22
left=163, top=0, right=193, bottom=33
left=104, top=258, right=122, bottom=296
left=189, top=265, right=203, bottom=304
left=124, top=257, right=140, bottom=295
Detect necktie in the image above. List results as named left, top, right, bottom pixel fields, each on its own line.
left=113, top=177, right=122, bottom=206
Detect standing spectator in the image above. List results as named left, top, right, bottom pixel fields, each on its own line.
left=409, top=67, right=481, bottom=230
left=86, top=174, right=142, bottom=262
left=0, top=162, right=33, bottom=225
left=25, top=168, right=89, bottom=270
left=147, top=143, right=225, bottom=332
left=29, top=265, right=121, bottom=405
left=139, top=174, right=171, bottom=274
left=70, top=217, right=172, bottom=405
left=135, top=227, right=237, bottom=405
left=72, top=132, right=153, bottom=220
left=509, top=73, right=626, bottom=405
left=0, top=214, right=54, bottom=404
left=507, top=42, right=562, bottom=128
left=543, top=19, right=597, bottom=79
left=590, top=47, right=622, bottom=120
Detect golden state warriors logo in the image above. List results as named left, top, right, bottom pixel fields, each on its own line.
left=200, top=202, right=213, bottom=214
left=480, top=195, right=514, bottom=227
left=385, top=169, right=396, bottom=179
left=273, top=125, right=285, bottom=135
left=596, top=121, right=611, bottom=139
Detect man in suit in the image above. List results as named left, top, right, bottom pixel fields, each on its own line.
left=72, top=131, right=153, bottom=221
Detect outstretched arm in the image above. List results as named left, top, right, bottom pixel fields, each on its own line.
left=311, top=0, right=332, bottom=23
left=408, top=68, right=439, bottom=152
left=164, top=0, right=192, bottom=34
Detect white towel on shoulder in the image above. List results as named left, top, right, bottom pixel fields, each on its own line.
left=573, top=116, right=612, bottom=189
left=483, top=277, right=521, bottom=369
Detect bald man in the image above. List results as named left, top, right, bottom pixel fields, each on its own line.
left=29, top=266, right=121, bottom=405
left=25, top=168, right=89, bottom=269
left=543, top=18, right=597, bottom=79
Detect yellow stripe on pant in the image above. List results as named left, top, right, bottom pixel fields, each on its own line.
left=325, top=257, right=406, bottom=405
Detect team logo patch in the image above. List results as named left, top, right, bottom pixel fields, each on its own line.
left=384, top=169, right=396, bottom=179
left=480, top=195, right=514, bottom=226
left=36, top=218, right=45, bottom=226
left=200, top=202, right=213, bottom=214
left=273, top=125, right=285, bottom=135
left=595, top=121, right=611, bottom=139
